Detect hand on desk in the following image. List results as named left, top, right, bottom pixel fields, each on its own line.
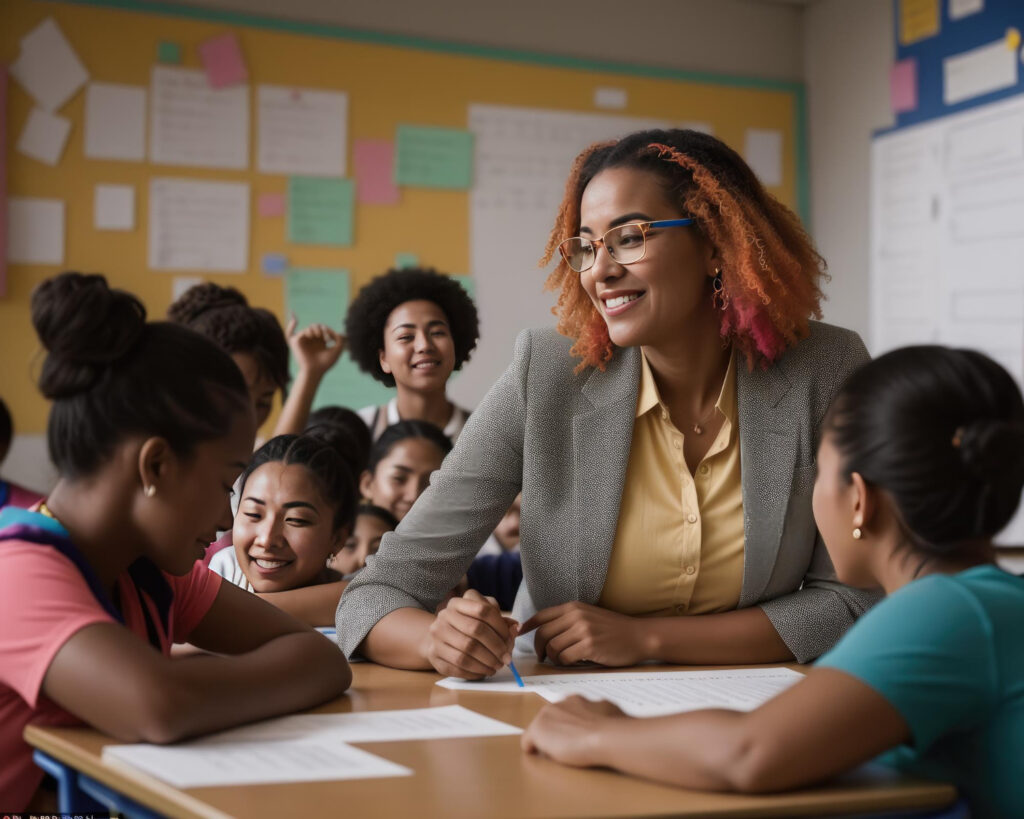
left=522, top=695, right=628, bottom=767
left=423, top=589, right=518, bottom=679
left=522, top=602, right=645, bottom=667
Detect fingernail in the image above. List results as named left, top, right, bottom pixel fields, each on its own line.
left=503, top=653, right=511, bottom=664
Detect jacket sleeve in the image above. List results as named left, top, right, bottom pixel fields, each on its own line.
left=335, top=331, right=531, bottom=658
left=758, top=329, right=883, bottom=663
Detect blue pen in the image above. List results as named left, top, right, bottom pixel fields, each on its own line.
left=508, top=660, right=525, bottom=688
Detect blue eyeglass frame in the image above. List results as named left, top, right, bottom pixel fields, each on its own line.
left=558, top=218, right=695, bottom=273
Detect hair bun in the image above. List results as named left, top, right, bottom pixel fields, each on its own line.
left=956, top=419, right=1024, bottom=535
left=167, top=282, right=248, bottom=324
left=32, top=272, right=147, bottom=400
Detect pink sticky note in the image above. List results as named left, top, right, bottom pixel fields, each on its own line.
left=199, top=33, right=248, bottom=88
left=0, top=65, right=8, bottom=298
left=354, top=139, right=400, bottom=205
left=258, top=192, right=286, bottom=217
left=890, top=58, right=918, bottom=114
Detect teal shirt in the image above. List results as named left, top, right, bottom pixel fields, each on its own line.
left=817, top=565, right=1024, bottom=819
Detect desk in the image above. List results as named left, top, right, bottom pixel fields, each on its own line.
left=25, top=660, right=956, bottom=819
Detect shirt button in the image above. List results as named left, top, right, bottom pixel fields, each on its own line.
left=673, top=439, right=682, bottom=449
left=687, top=513, right=697, bottom=524
left=675, top=604, right=687, bottom=614
left=685, top=565, right=696, bottom=575
left=699, top=464, right=710, bottom=475
left=661, top=410, right=669, bottom=421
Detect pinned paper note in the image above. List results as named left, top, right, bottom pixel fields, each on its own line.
left=949, top=0, right=983, bottom=20
left=354, top=139, right=399, bottom=205
left=900, top=0, right=940, bottom=45
left=395, top=125, right=473, bottom=189
left=890, top=58, right=919, bottom=114
left=594, top=87, right=628, bottom=110
left=258, top=192, right=286, bottom=217
left=451, top=274, right=476, bottom=301
left=157, top=41, right=182, bottom=64
left=743, top=128, right=783, bottom=187
left=10, top=18, right=88, bottom=112
left=395, top=252, right=419, bottom=269
left=148, top=178, right=249, bottom=272
left=172, top=276, right=203, bottom=301
left=150, top=66, right=249, bottom=170
left=199, top=32, right=248, bottom=88
left=257, top=86, right=347, bottom=177
left=944, top=37, right=1018, bottom=105
left=7, top=197, right=64, bottom=264
left=85, top=83, right=146, bottom=162
left=17, top=107, right=70, bottom=166
left=94, top=185, right=135, bottom=231
left=287, top=177, right=354, bottom=246
left=262, top=253, right=288, bottom=275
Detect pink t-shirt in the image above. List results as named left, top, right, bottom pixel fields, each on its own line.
left=0, top=541, right=221, bottom=811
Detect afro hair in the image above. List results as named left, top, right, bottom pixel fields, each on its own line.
left=345, top=268, right=480, bottom=387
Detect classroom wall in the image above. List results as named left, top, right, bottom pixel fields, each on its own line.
left=805, top=0, right=893, bottom=343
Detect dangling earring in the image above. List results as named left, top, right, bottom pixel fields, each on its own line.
left=712, top=268, right=725, bottom=310
left=145, top=485, right=156, bottom=498
left=852, top=527, right=862, bottom=540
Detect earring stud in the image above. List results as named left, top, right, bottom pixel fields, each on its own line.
left=852, top=527, right=862, bottom=539
left=145, top=485, right=156, bottom=498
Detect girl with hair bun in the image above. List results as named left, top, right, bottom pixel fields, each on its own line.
left=169, top=282, right=343, bottom=434
left=0, top=273, right=351, bottom=812
left=524, top=346, right=1024, bottom=819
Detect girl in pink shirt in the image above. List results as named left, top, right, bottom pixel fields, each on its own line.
left=0, top=273, right=351, bottom=812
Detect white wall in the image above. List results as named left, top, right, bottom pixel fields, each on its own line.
left=804, top=0, right=893, bottom=344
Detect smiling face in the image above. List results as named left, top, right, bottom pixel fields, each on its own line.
left=378, top=300, right=456, bottom=393
left=231, top=352, right=278, bottom=429
left=232, top=461, right=343, bottom=592
left=335, top=511, right=394, bottom=575
left=359, top=438, right=445, bottom=521
left=577, top=166, right=716, bottom=352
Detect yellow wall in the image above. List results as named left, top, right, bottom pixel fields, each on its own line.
left=1, top=0, right=800, bottom=434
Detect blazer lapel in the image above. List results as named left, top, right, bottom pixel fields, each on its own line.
left=571, top=347, right=640, bottom=604
left=736, top=356, right=797, bottom=607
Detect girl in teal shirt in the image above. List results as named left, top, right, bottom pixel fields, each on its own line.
left=523, top=346, right=1024, bottom=818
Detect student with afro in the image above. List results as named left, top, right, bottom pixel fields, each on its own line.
left=346, top=268, right=479, bottom=442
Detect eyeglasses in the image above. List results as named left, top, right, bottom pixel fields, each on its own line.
left=557, top=219, right=695, bottom=273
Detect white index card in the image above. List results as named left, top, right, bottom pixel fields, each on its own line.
left=7, top=197, right=65, bottom=264
left=148, top=178, right=249, bottom=271
left=85, top=83, right=146, bottom=161
left=10, top=17, right=89, bottom=112
left=743, top=128, right=784, bottom=187
left=17, top=107, right=71, bottom=165
left=94, top=185, right=135, bottom=231
left=257, top=85, right=348, bottom=176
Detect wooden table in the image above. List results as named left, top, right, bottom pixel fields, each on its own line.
left=25, top=660, right=956, bottom=819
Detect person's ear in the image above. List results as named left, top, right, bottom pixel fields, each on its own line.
left=849, top=471, right=878, bottom=534
left=359, top=470, right=374, bottom=499
left=378, top=348, right=392, bottom=375
left=330, top=524, right=350, bottom=555
left=138, top=437, right=176, bottom=498
left=702, top=239, right=720, bottom=279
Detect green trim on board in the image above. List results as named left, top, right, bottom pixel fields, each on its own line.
left=54, top=0, right=813, bottom=223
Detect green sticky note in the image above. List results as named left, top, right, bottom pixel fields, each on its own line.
left=157, top=41, right=182, bottom=64
left=285, top=269, right=394, bottom=411
left=451, top=274, right=475, bottom=301
left=395, top=125, right=473, bottom=189
left=288, top=177, right=354, bottom=246
left=394, top=252, right=419, bottom=270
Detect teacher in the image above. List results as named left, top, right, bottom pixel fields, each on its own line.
left=338, top=128, right=877, bottom=677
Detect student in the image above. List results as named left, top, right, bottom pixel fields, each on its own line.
left=346, top=268, right=479, bottom=442
left=477, top=494, right=522, bottom=556
left=0, top=397, right=43, bottom=510
left=169, top=283, right=343, bottom=434
left=359, top=421, right=452, bottom=522
left=522, top=346, right=1024, bottom=819
left=0, top=273, right=350, bottom=813
left=334, top=503, right=398, bottom=577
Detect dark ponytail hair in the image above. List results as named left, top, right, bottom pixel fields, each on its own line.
left=32, top=273, right=251, bottom=479
left=825, top=346, right=1024, bottom=554
left=239, top=433, right=358, bottom=533
left=168, top=282, right=289, bottom=390
left=366, top=420, right=452, bottom=475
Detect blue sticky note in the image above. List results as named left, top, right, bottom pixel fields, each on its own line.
left=262, top=253, right=288, bottom=275
left=394, top=252, right=419, bottom=269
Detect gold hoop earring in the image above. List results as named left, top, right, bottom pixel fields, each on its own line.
left=852, top=527, right=862, bottom=540
left=145, top=485, right=156, bottom=498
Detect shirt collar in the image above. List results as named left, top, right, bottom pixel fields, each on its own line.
left=636, top=349, right=738, bottom=423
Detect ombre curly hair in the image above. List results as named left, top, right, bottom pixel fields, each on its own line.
left=541, top=129, right=826, bottom=370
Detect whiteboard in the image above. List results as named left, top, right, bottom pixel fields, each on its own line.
left=870, top=93, right=1024, bottom=544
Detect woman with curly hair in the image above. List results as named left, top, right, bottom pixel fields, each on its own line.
left=345, top=267, right=479, bottom=442
left=339, top=128, right=877, bottom=677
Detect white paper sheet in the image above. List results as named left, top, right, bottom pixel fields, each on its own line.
left=10, top=18, right=88, bottom=112
left=944, top=37, right=1018, bottom=105
left=438, top=668, right=804, bottom=717
left=257, top=85, right=347, bottom=177
left=743, top=128, right=784, bottom=187
left=949, top=0, right=983, bottom=20
left=171, top=276, right=204, bottom=301
left=148, top=178, right=249, bottom=271
left=593, top=87, right=627, bottom=110
left=102, top=736, right=411, bottom=788
left=85, top=83, right=146, bottom=161
left=7, top=197, right=64, bottom=264
left=185, top=705, right=521, bottom=745
left=150, top=66, right=248, bottom=170
left=16, top=107, right=70, bottom=165
left=94, top=184, right=135, bottom=230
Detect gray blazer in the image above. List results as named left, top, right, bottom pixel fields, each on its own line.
left=338, top=321, right=879, bottom=663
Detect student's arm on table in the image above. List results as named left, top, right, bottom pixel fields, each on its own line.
left=273, top=317, right=345, bottom=436
left=256, top=580, right=347, bottom=627
left=42, top=582, right=351, bottom=745
left=523, top=668, right=909, bottom=793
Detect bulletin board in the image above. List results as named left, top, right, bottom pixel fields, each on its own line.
left=1, top=0, right=806, bottom=436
